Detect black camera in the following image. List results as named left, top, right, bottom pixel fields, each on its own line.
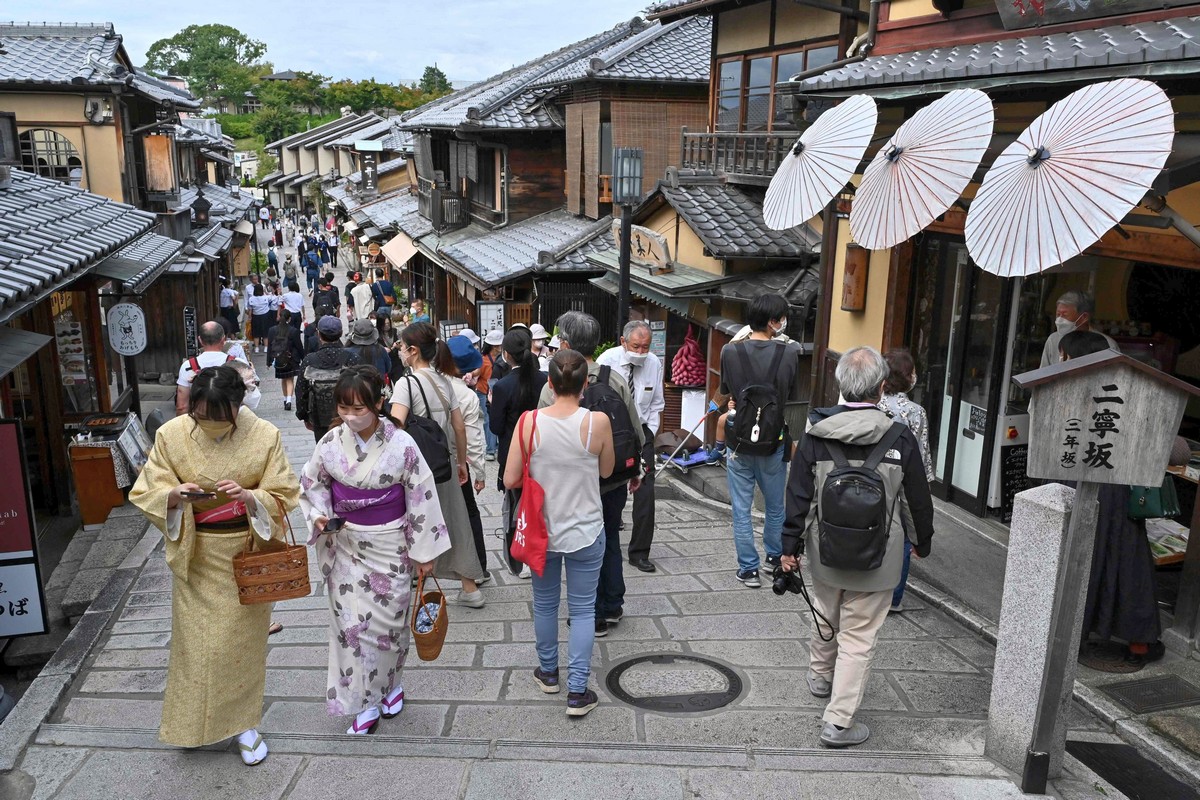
left=771, top=565, right=805, bottom=596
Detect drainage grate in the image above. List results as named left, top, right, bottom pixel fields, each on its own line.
left=606, top=654, right=744, bottom=713
left=1099, top=675, right=1200, bottom=715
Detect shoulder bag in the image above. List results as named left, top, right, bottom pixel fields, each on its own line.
left=1129, top=476, right=1181, bottom=520
left=402, top=373, right=452, bottom=483
left=509, top=410, right=550, bottom=576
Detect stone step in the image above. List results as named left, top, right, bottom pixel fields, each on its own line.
left=35, top=722, right=1007, bottom=776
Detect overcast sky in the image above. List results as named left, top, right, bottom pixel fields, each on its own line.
left=9, top=1, right=655, bottom=84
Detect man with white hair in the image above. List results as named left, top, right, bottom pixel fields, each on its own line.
left=1039, top=289, right=1118, bottom=367
left=780, top=345, right=935, bottom=748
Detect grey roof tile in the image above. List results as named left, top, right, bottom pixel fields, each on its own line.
left=0, top=23, right=198, bottom=107
left=437, top=210, right=609, bottom=285
left=266, top=114, right=368, bottom=150
left=356, top=190, right=419, bottom=231
left=174, top=182, right=254, bottom=224
left=94, top=231, right=181, bottom=293
left=797, top=15, right=1200, bottom=93
left=400, top=20, right=649, bottom=131
left=329, top=117, right=396, bottom=148
left=379, top=126, right=412, bottom=153
left=535, top=16, right=711, bottom=87
left=658, top=180, right=819, bottom=259
left=0, top=170, right=155, bottom=319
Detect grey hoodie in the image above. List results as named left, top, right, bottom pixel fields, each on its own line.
left=782, top=405, right=935, bottom=593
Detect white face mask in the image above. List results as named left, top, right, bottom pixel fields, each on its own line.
left=772, top=319, right=788, bottom=337
left=626, top=350, right=648, bottom=366
left=341, top=411, right=376, bottom=433
left=242, top=387, right=262, bottom=410
left=1055, top=316, right=1078, bottom=334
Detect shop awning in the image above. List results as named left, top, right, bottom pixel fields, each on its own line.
left=588, top=274, right=694, bottom=318
left=382, top=233, right=418, bottom=268
left=343, top=219, right=360, bottom=232
left=0, top=326, right=52, bottom=381
left=93, top=232, right=183, bottom=294
left=233, top=219, right=255, bottom=236
left=168, top=258, right=206, bottom=275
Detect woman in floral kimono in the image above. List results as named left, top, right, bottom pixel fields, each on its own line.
left=130, top=365, right=300, bottom=766
left=299, top=365, right=451, bottom=735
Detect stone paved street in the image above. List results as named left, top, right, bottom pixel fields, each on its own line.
left=3, top=271, right=1126, bottom=798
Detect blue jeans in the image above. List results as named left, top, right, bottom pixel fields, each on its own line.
left=725, top=447, right=787, bottom=572
left=477, top=390, right=497, bottom=454
left=531, top=533, right=605, bottom=693
left=893, top=540, right=913, bottom=607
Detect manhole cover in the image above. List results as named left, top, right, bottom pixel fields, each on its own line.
left=1100, top=675, right=1200, bottom=714
left=606, top=654, right=743, bottom=712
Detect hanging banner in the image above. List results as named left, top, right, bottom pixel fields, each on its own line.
left=108, top=303, right=147, bottom=357
left=183, top=306, right=198, bottom=358
left=0, top=419, right=48, bottom=638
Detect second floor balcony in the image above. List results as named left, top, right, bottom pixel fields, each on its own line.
left=679, top=128, right=795, bottom=186
left=418, top=176, right=469, bottom=233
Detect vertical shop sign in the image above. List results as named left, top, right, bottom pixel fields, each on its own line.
left=0, top=420, right=49, bottom=638
left=183, top=306, right=198, bottom=358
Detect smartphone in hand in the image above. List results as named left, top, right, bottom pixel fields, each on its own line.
left=324, top=517, right=347, bottom=532
left=180, top=490, right=217, bottom=500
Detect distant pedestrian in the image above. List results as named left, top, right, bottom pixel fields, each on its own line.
left=296, top=316, right=360, bottom=443
left=281, top=281, right=305, bottom=329
left=218, top=278, right=239, bottom=332
left=407, top=298, right=430, bottom=325
left=267, top=244, right=278, bottom=273
left=267, top=309, right=305, bottom=411
left=350, top=271, right=376, bottom=323
left=447, top=335, right=489, bottom=577
left=371, top=267, right=395, bottom=310
left=129, top=364, right=300, bottom=765
left=780, top=346, right=935, bottom=749
left=299, top=366, right=449, bottom=735
left=505, top=348, right=615, bottom=717
left=327, top=233, right=339, bottom=268
left=345, top=319, right=392, bottom=378
left=313, top=273, right=341, bottom=316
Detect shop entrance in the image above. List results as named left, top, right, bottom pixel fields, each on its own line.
left=908, top=235, right=1012, bottom=516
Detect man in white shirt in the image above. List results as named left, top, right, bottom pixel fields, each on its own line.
left=218, top=278, right=239, bottom=332
left=1039, top=289, right=1119, bottom=367
left=281, top=281, right=305, bottom=328
left=597, top=320, right=665, bottom=572
left=242, top=273, right=261, bottom=315
left=349, top=272, right=375, bottom=323
left=175, top=321, right=248, bottom=415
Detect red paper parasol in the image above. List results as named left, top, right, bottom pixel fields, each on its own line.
left=966, top=79, right=1175, bottom=277
left=764, top=94, right=878, bottom=231
left=850, top=88, right=994, bottom=251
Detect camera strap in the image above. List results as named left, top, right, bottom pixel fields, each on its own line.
left=795, top=571, right=836, bottom=642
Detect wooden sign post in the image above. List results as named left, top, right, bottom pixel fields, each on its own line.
left=1004, top=350, right=1200, bottom=793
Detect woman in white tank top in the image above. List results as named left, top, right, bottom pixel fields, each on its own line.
left=504, top=349, right=614, bottom=717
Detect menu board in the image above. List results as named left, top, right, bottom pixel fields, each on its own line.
left=52, top=292, right=98, bottom=414
left=116, top=414, right=153, bottom=474
left=999, top=443, right=1029, bottom=522
left=650, top=320, right=666, bottom=360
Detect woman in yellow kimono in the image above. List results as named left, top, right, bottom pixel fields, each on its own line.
left=130, top=364, right=300, bottom=766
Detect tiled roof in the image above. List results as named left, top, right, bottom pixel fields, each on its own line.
left=175, top=183, right=254, bottom=224
left=195, top=226, right=234, bottom=259
left=302, top=114, right=384, bottom=150
left=380, top=126, right=412, bottom=153
left=395, top=205, right=434, bottom=241
left=355, top=190, right=419, bottom=232
left=265, top=171, right=298, bottom=187
left=323, top=180, right=354, bottom=208
left=0, top=170, right=155, bottom=321
left=796, top=15, right=1200, bottom=94
left=399, top=19, right=649, bottom=131
left=658, top=178, right=819, bottom=258
left=266, top=114, right=367, bottom=150
left=94, top=231, right=181, bottom=293
left=0, top=22, right=199, bottom=108
left=345, top=156, right=406, bottom=186
left=329, top=117, right=395, bottom=148
left=436, top=210, right=610, bottom=286
left=645, top=0, right=708, bottom=17
left=534, top=16, right=710, bottom=87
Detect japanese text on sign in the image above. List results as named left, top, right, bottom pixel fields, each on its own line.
left=1060, top=383, right=1122, bottom=472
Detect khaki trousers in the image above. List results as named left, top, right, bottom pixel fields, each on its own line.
left=807, top=578, right=892, bottom=727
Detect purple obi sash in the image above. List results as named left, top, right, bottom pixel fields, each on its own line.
left=331, top=482, right=406, bottom=526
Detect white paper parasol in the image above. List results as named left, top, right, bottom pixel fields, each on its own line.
left=850, top=88, right=994, bottom=250
left=764, top=94, right=878, bottom=231
left=966, top=79, right=1175, bottom=277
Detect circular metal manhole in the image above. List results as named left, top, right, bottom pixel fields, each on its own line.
left=605, top=654, right=744, bottom=713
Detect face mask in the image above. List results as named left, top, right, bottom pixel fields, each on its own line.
left=410, top=307, right=420, bottom=315
left=242, top=388, right=262, bottom=410
left=1055, top=316, right=1078, bottom=334
left=341, top=412, right=376, bottom=433
left=194, top=418, right=233, bottom=440
left=772, top=319, right=788, bottom=337
left=626, top=351, right=648, bottom=366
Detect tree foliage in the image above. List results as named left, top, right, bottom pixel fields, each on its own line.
left=144, top=24, right=267, bottom=105
left=419, top=65, right=453, bottom=95
left=251, top=106, right=302, bottom=143
left=256, top=70, right=329, bottom=114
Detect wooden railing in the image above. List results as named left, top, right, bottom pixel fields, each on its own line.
left=599, top=174, right=613, bottom=204
left=679, top=128, right=796, bottom=185
left=417, top=175, right=468, bottom=233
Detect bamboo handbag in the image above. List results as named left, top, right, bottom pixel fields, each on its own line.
left=232, top=496, right=310, bottom=605
left=411, top=572, right=448, bottom=661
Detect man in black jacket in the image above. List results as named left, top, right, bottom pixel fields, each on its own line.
left=295, top=316, right=359, bottom=443
left=779, top=346, right=935, bottom=749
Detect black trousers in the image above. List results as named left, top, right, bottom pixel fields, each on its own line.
left=596, top=487, right=628, bottom=617
left=628, top=426, right=656, bottom=561
left=461, top=479, right=488, bottom=573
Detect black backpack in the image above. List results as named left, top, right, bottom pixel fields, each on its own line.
left=582, top=365, right=641, bottom=490
left=303, top=361, right=343, bottom=435
left=401, top=373, right=452, bottom=483
left=269, top=328, right=295, bottom=372
left=816, top=423, right=905, bottom=571
left=727, top=343, right=788, bottom=456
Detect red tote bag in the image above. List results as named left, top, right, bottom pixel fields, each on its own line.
left=510, top=410, right=550, bottom=576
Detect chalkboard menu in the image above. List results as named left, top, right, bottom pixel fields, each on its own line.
left=1000, top=443, right=1029, bottom=522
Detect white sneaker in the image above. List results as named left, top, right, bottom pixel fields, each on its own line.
left=519, top=564, right=532, bottom=580
left=457, top=589, right=485, bottom=608
left=237, top=728, right=268, bottom=765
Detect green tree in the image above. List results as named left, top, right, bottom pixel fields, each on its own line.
left=256, top=70, right=330, bottom=115
left=144, top=24, right=267, bottom=105
left=419, top=65, right=453, bottom=96
left=251, top=106, right=301, bottom=144
left=254, top=145, right=278, bottom=182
